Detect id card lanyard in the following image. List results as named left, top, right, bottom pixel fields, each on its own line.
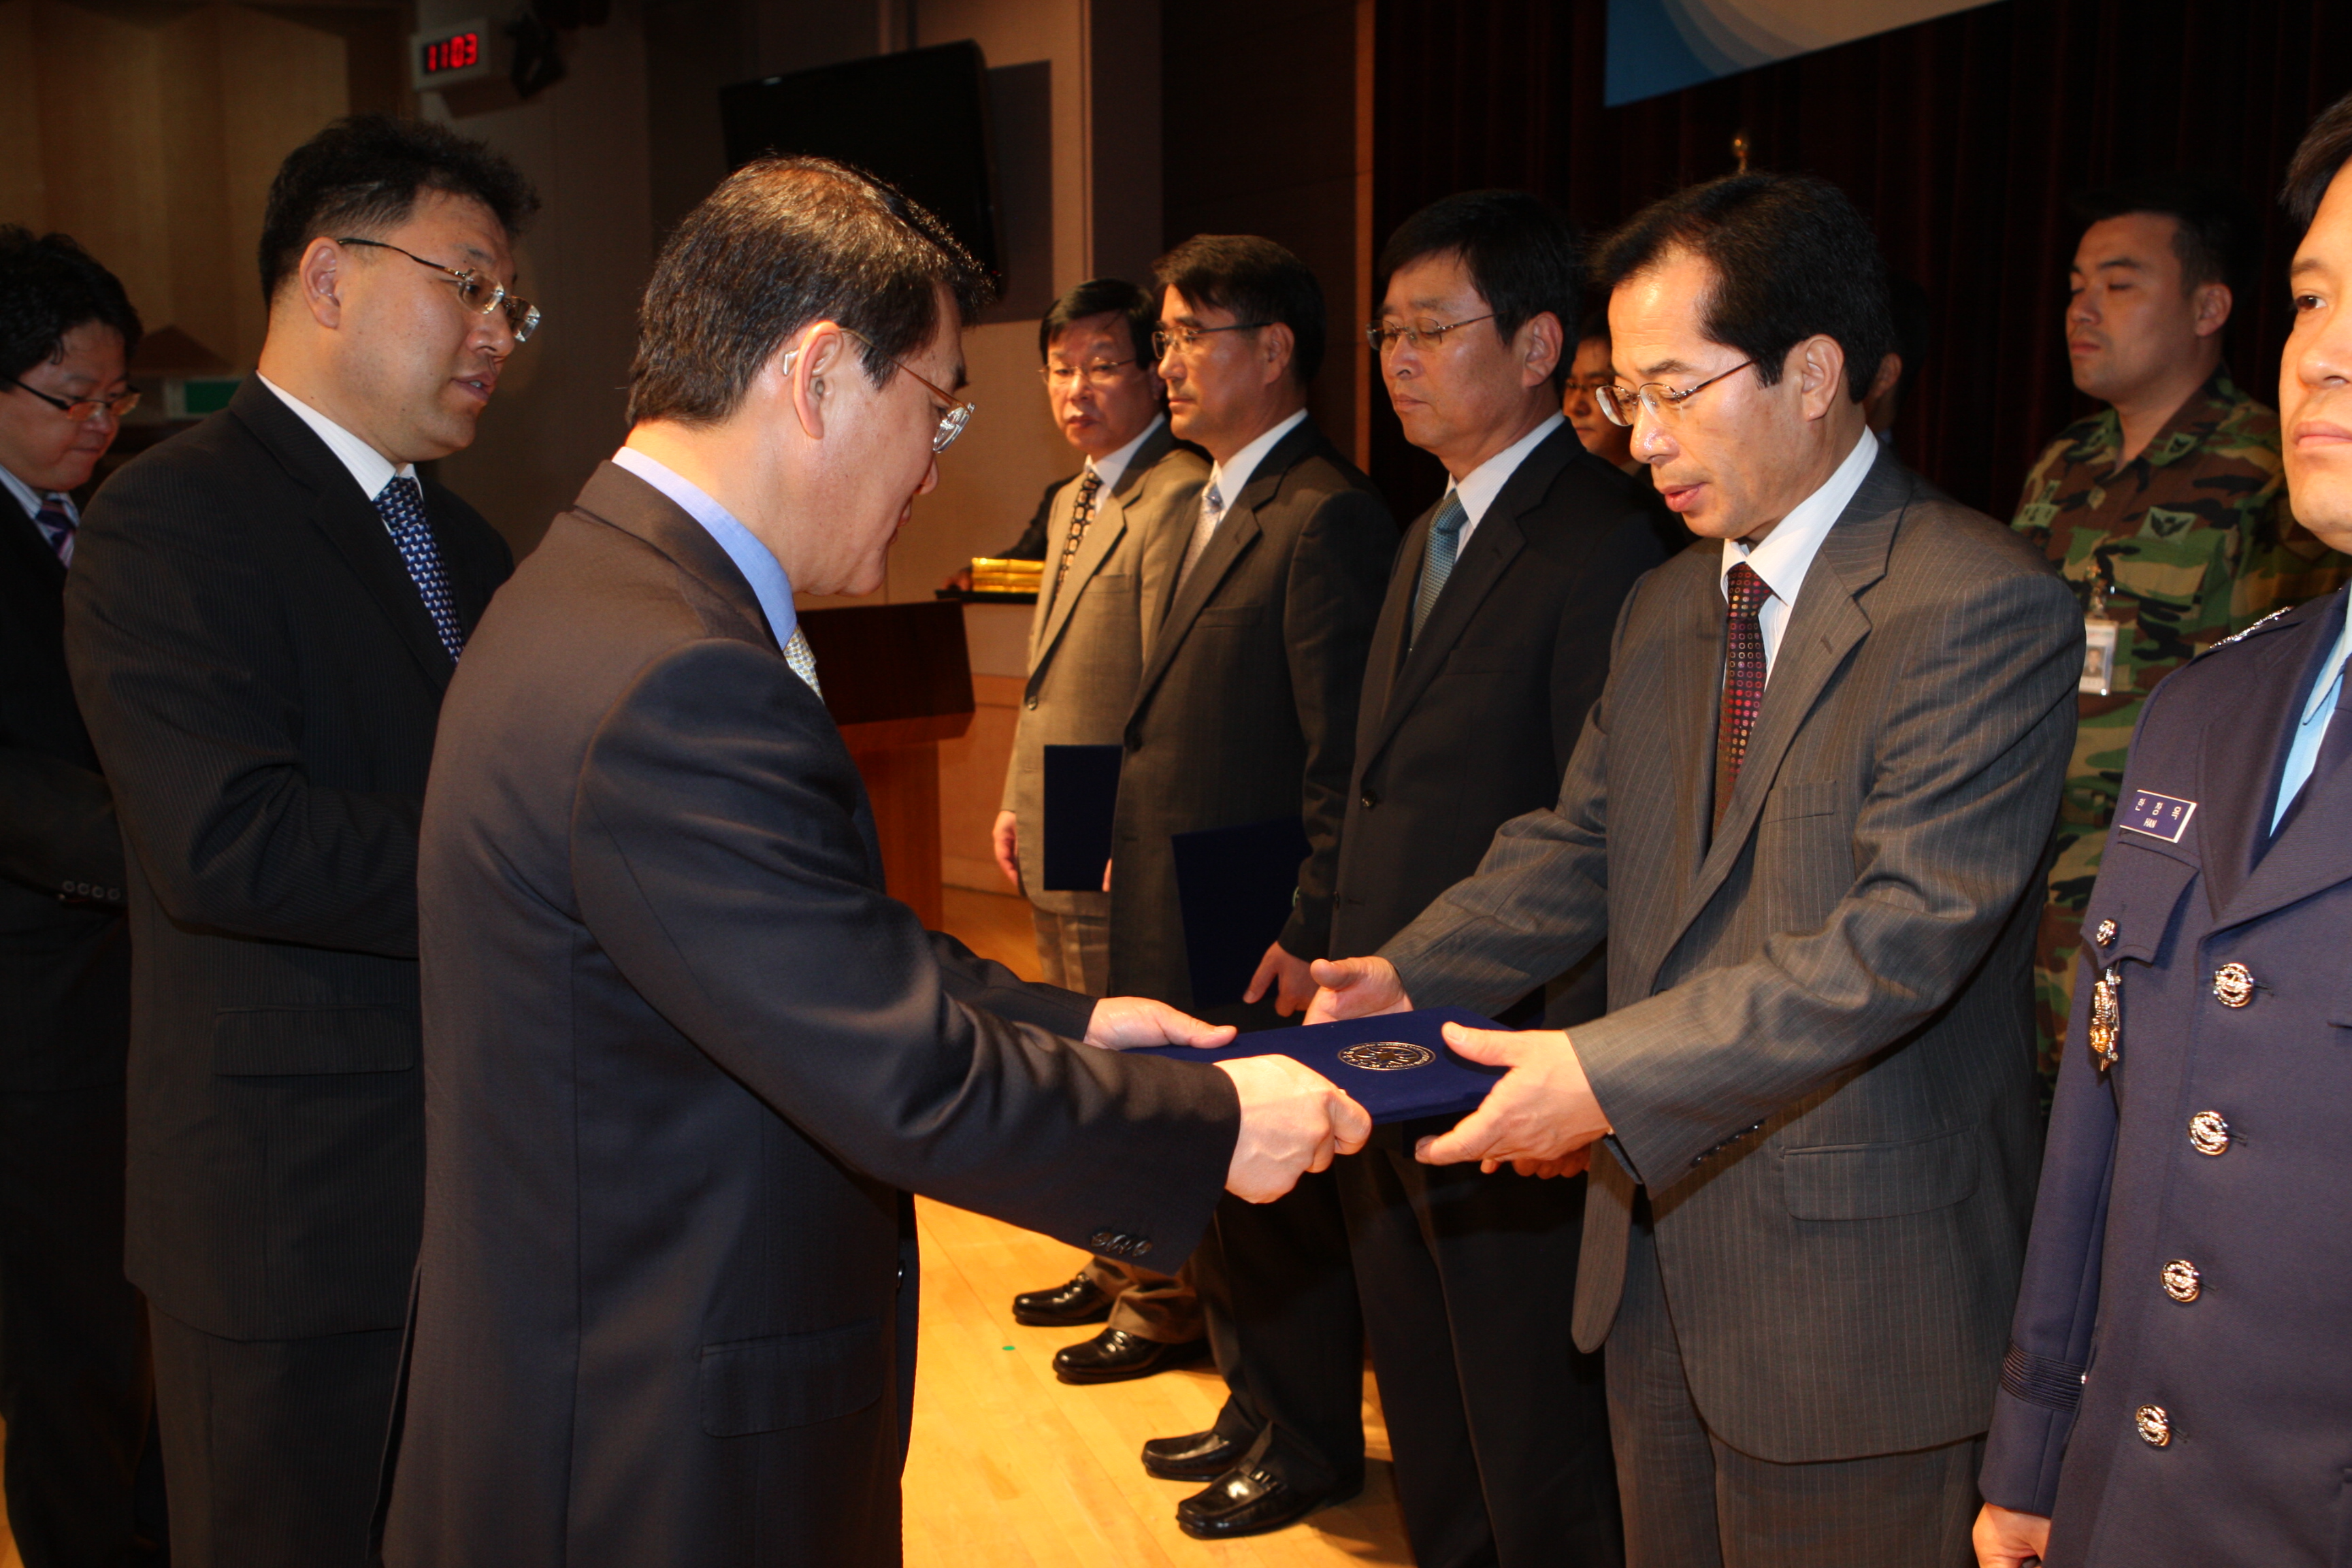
left=2081, top=559, right=2119, bottom=697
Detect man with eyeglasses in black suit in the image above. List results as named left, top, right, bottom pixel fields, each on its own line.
left=62, top=116, right=535, bottom=1568
left=0, top=225, right=167, bottom=1568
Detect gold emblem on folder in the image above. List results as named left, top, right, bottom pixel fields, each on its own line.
left=1337, top=1042, right=1436, bottom=1071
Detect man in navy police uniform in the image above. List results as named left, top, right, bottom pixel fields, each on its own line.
left=1974, top=91, right=2352, bottom=1568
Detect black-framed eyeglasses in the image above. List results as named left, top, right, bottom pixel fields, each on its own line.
left=1364, top=313, right=1496, bottom=354
left=7, top=378, right=140, bottom=422
left=838, top=328, right=974, bottom=453
left=1040, top=357, right=1139, bottom=389
left=336, top=237, right=541, bottom=342
left=1152, top=321, right=1273, bottom=360
left=1597, top=359, right=1756, bottom=427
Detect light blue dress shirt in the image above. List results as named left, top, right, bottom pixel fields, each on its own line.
left=2270, top=595, right=2352, bottom=831
left=610, top=446, right=799, bottom=652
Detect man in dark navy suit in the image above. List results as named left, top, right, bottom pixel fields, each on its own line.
left=1975, top=93, right=2352, bottom=1568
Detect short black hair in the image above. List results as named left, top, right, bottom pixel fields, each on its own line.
left=1591, top=172, right=1893, bottom=405
left=0, top=227, right=142, bottom=383
left=1575, top=308, right=1610, bottom=349
left=628, top=155, right=992, bottom=427
left=1039, top=278, right=1155, bottom=368
left=1374, top=190, right=1581, bottom=389
left=2071, top=172, right=2253, bottom=294
left=259, top=114, right=540, bottom=306
left=1153, top=234, right=1325, bottom=387
left=2285, top=91, right=2352, bottom=228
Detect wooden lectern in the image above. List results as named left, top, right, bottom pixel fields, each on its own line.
left=795, top=600, right=974, bottom=928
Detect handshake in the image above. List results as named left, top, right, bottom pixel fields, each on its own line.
left=1081, top=994, right=1372, bottom=1203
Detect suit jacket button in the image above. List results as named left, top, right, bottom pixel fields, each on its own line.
left=2134, top=1404, right=2171, bottom=1446
left=1025, top=696, right=1039, bottom=710
left=2187, top=1111, right=2231, bottom=1156
left=2160, top=1259, right=2200, bottom=1303
left=1090, top=1230, right=1116, bottom=1250
left=1360, top=791, right=1379, bottom=809
left=1129, top=1238, right=1151, bottom=1258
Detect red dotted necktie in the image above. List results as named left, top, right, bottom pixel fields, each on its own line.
left=1715, top=561, right=1771, bottom=828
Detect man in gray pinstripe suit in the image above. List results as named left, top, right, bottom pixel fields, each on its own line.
left=1311, top=174, right=2080, bottom=1566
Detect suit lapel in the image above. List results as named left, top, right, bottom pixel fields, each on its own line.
left=1360, top=507, right=1526, bottom=777
left=2207, top=591, right=2352, bottom=926
left=1134, top=420, right=1318, bottom=711
left=1, top=493, right=69, bottom=589
left=229, top=380, right=460, bottom=690
left=573, top=461, right=779, bottom=648
left=1352, top=505, right=1425, bottom=757
left=1661, top=454, right=1901, bottom=973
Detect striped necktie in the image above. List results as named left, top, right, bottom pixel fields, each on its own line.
left=1715, top=562, right=1772, bottom=828
left=783, top=626, right=823, bottom=698
left=373, top=476, right=467, bottom=662
left=31, top=494, right=76, bottom=566
left=1409, top=492, right=1469, bottom=646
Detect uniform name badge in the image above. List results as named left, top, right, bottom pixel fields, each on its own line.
left=2081, top=615, right=2119, bottom=696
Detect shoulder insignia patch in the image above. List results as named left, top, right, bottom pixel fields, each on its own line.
left=2195, top=606, right=2293, bottom=660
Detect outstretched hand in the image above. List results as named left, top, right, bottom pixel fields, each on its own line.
left=1303, top=956, right=1413, bottom=1025
left=1243, top=941, right=1318, bottom=1015
left=1083, top=996, right=1238, bottom=1050
left=1414, top=1024, right=1612, bottom=1173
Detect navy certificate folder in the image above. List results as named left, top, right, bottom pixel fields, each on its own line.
left=1169, top=815, right=1312, bottom=1007
left=1128, top=1008, right=1508, bottom=1126
left=1041, top=744, right=1123, bottom=890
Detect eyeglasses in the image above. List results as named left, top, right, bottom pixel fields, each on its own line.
left=1152, top=321, right=1272, bottom=360
left=1597, top=360, right=1755, bottom=427
left=7, top=378, right=140, bottom=422
left=836, top=328, right=974, bottom=453
left=1364, top=313, right=1496, bottom=354
left=336, top=237, right=541, bottom=342
left=1040, top=357, right=1137, bottom=389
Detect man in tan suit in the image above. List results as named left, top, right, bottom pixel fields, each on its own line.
left=997, top=278, right=1214, bottom=1381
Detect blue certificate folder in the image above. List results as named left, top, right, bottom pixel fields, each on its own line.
left=1041, top=745, right=1124, bottom=890
left=1128, top=1008, right=1509, bottom=1126
left=1170, top=815, right=1312, bottom=1007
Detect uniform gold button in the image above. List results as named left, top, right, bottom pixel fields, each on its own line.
left=2134, top=1404, right=2171, bottom=1446
left=2211, top=962, right=2255, bottom=1008
left=2188, top=1111, right=2231, bottom=1156
left=2094, top=919, right=2117, bottom=946
left=2161, top=1259, right=2200, bottom=1302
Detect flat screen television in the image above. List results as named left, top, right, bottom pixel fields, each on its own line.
left=720, top=41, right=1001, bottom=280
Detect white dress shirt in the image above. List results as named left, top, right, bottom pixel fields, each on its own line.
left=1087, top=413, right=1165, bottom=493
left=259, top=374, right=413, bottom=516
left=1207, top=407, right=1309, bottom=510
left=1443, top=412, right=1565, bottom=553
left=1719, top=426, right=1878, bottom=677
left=2271, top=595, right=2352, bottom=830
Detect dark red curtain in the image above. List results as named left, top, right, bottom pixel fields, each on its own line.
left=1368, top=0, right=2352, bottom=519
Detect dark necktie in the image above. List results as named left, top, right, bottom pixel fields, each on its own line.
left=374, top=476, right=466, bottom=661
left=1715, top=561, right=1772, bottom=828
left=1051, top=466, right=1104, bottom=598
left=2270, top=663, right=2352, bottom=843
left=31, top=495, right=76, bottom=566
left=1410, top=492, right=1469, bottom=647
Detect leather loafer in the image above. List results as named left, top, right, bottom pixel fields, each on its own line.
left=1141, top=1426, right=1257, bottom=1482
left=1175, top=1466, right=1355, bottom=1540
left=1011, top=1273, right=1112, bottom=1327
left=1051, top=1327, right=1207, bottom=1385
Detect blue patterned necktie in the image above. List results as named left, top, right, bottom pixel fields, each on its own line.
left=31, top=495, right=76, bottom=566
left=373, top=476, right=466, bottom=661
left=783, top=627, right=822, bottom=697
left=1409, top=491, right=1469, bottom=645
left=1178, top=480, right=1226, bottom=587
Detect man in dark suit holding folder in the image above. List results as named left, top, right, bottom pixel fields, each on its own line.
left=1312, top=174, right=2078, bottom=1566
left=380, top=158, right=1368, bottom=1568
left=1111, top=234, right=1395, bottom=1538
left=1327, top=190, right=1667, bottom=1567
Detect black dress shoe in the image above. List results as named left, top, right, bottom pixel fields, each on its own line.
left=1141, top=1426, right=1257, bottom=1482
left=1011, top=1273, right=1112, bottom=1327
left=1051, top=1328, right=1207, bottom=1385
left=1175, top=1466, right=1357, bottom=1540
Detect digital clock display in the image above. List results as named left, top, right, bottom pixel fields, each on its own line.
left=421, top=31, right=480, bottom=74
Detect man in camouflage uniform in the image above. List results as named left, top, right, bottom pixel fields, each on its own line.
left=2013, top=175, right=2349, bottom=1080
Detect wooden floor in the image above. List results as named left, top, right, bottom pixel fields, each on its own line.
left=0, top=888, right=1404, bottom=1566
